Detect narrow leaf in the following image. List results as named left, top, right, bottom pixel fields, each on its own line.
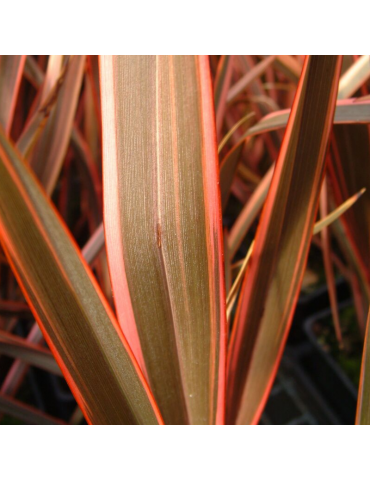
left=100, top=55, right=226, bottom=425
left=1, top=322, right=44, bottom=397
left=0, top=56, right=25, bottom=135
left=274, top=55, right=302, bottom=82
left=214, top=55, right=234, bottom=136
left=227, top=188, right=364, bottom=314
left=0, top=127, right=162, bottom=425
left=223, top=229, right=232, bottom=295
left=28, top=55, right=85, bottom=195
left=17, top=60, right=69, bottom=157
left=244, top=96, right=370, bottom=140
left=0, top=300, right=31, bottom=317
left=228, top=165, right=274, bottom=257
left=81, top=223, right=104, bottom=265
left=313, top=188, right=365, bottom=233
left=0, top=394, right=65, bottom=425
left=319, top=178, right=343, bottom=345
left=338, top=55, right=370, bottom=99
left=329, top=124, right=370, bottom=287
left=227, top=56, right=342, bottom=425
left=0, top=219, right=106, bottom=399
left=218, top=111, right=255, bottom=153
left=219, top=142, right=244, bottom=211
left=0, top=330, right=61, bottom=376
left=227, top=56, right=276, bottom=104
left=227, top=241, right=254, bottom=320
left=24, top=55, right=44, bottom=88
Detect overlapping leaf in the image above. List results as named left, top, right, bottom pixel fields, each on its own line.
left=0, top=127, right=162, bottom=425
left=338, top=55, right=370, bottom=99
left=219, top=97, right=370, bottom=220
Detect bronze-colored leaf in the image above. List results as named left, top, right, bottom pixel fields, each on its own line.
left=0, top=127, right=162, bottom=425
left=100, top=55, right=226, bottom=425
left=227, top=56, right=342, bottom=425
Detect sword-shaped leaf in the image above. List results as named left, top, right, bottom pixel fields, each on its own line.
left=100, top=55, right=226, bottom=425
left=227, top=56, right=342, bottom=425
left=0, top=128, right=162, bottom=425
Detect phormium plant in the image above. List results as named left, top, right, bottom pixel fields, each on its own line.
left=0, top=55, right=369, bottom=425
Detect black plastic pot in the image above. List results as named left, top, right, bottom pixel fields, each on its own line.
left=288, top=277, right=351, bottom=345
left=262, top=353, right=343, bottom=424
left=263, top=277, right=356, bottom=424
left=299, top=302, right=358, bottom=425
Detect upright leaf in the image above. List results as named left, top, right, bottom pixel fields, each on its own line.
left=100, top=55, right=226, bottom=425
left=227, top=56, right=342, bottom=425
left=28, top=55, right=85, bottom=194
left=0, top=56, right=25, bottom=134
left=319, top=177, right=342, bottom=345
left=228, top=165, right=274, bottom=257
left=214, top=55, right=234, bottom=137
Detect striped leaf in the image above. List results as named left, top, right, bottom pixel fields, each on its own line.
left=0, top=127, right=162, bottom=425
left=227, top=56, right=342, bottom=425
left=100, top=55, right=226, bottom=425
